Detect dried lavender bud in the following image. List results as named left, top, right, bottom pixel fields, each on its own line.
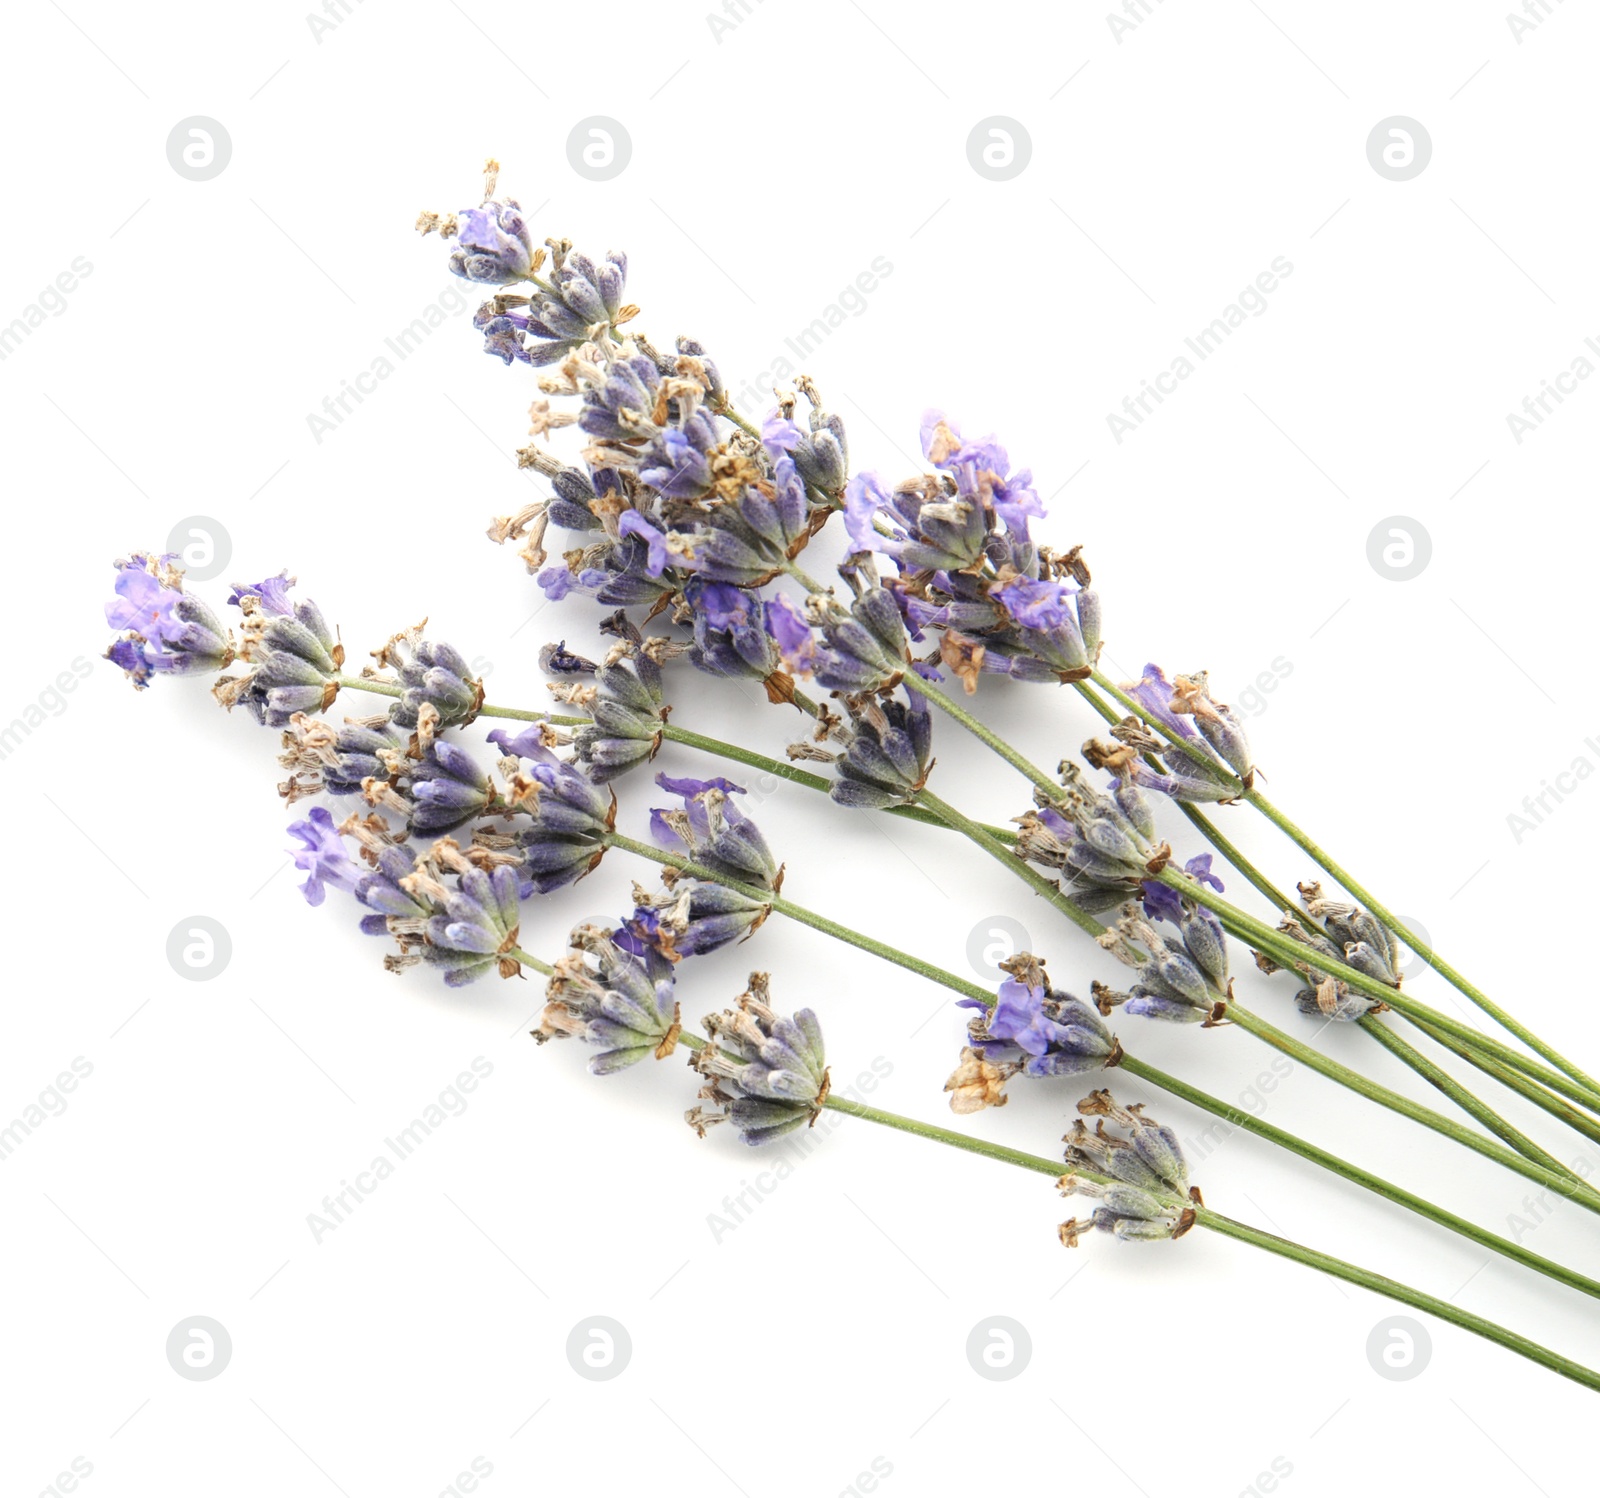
left=404, top=738, right=496, bottom=833
left=649, top=774, right=781, bottom=891
left=681, top=576, right=787, bottom=692
left=686, top=975, right=828, bottom=1146
left=1275, top=910, right=1381, bottom=1023
left=982, top=572, right=1101, bottom=681
left=226, top=570, right=297, bottom=616
left=1298, top=881, right=1401, bottom=984
left=768, top=563, right=910, bottom=694
left=763, top=384, right=847, bottom=495
left=377, top=629, right=483, bottom=731
left=1095, top=887, right=1231, bottom=1025
left=944, top=1047, right=1020, bottom=1115
left=286, top=812, right=524, bottom=987
left=680, top=456, right=812, bottom=586
left=948, top=956, right=1119, bottom=1110
left=846, top=411, right=1041, bottom=567
left=217, top=588, right=344, bottom=729
left=617, top=877, right=772, bottom=960
left=1167, top=670, right=1254, bottom=785
left=447, top=200, right=535, bottom=286
left=555, top=641, right=669, bottom=782
left=1058, top=1091, right=1196, bottom=1246
left=1139, top=855, right=1229, bottom=988
left=674, top=336, right=724, bottom=404
left=536, top=925, right=681, bottom=1074
left=827, top=688, right=934, bottom=810
left=484, top=726, right=614, bottom=894
left=104, top=552, right=235, bottom=688
left=579, top=349, right=664, bottom=442
left=388, top=840, right=525, bottom=986
left=845, top=471, right=988, bottom=572
left=1013, top=763, right=1169, bottom=899
left=278, top=714, right=405, bottom=803
left=1084, top=734, right=1236, bottom=807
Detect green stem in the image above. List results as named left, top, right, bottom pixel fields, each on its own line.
left=915, top=790, right=1103, bottom=941
left=903, top=674, right=1068, bottom=803
left=1405, top=1014, right=1600, bottom=1152
left=915, top=791, right=1600, bottom=1215
left=823, top=1096, right=1600, bottom=1391
left=1190, top=1207, right=1600, bottom=1393
left=613, top=800, right=1600, bottom=1278
left=1358, top=1015, right=1580, bottom=1185
left=508, top=946, right=554, bottom=977
left=1156, top=865, right=1593, bottom=1103
left=1114, top=1052, right=1600, bottom=1300
left=782, top=559, right=831, bottom=594
left=1246, top=786, right=1600, bottom=1097
left=1075, top=675, right=1600, bottom=1113
left=598, top=830, right=994, bottom=1004
left=1082, top=667, right=1600, bottom=1100
left=1225, top=1000, right=1600, bottom=1216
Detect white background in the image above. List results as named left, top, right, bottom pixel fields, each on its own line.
left=3, top=1, right=1599, bottom=1494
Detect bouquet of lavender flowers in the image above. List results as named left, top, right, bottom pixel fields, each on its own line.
left=102, top=162, right=1600, bottom=1394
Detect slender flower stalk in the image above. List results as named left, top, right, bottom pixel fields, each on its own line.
left=819, top=1096, right=1600, bottom=1392
left=598, top=829, right=994, bottom=1004
left=1083, top=667, right=1600, bottom=1098
left=1358, top=1015, right=1581, bottom=1183
left=906, top=781, right=1600, bottom=1203
left=599, top=806, right=1600, bottom=1237
left=1077, top=683, right=1600, bottom=1145
left=903, top=671, right=1600, bottom=1145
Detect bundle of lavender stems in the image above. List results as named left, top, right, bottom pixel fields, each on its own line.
left=103, top=163, right=1600, bottom=1392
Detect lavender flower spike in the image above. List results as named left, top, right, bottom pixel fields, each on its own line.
left=617, top=877, right=772, bottom=960
left=482, top=725, right=614, bottom=895
left=215, top=587, right=344, bottom=728
left=811, top=687, right=934, bottom=810
left=686, top=974, right=829, bottom=1145
left=649, top=773, right=781, bottom=891
left=448, top=200, right=536, bottom=285
left=104, top=553, right=235, bottom=688
left=767, top=560, right=910, bottom=695
left=1058, top=1090, right=1197, bottom=1247
left=951, top=955, right=1120, bottom=1109
left=536, top=925, right=681, bottom=1074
